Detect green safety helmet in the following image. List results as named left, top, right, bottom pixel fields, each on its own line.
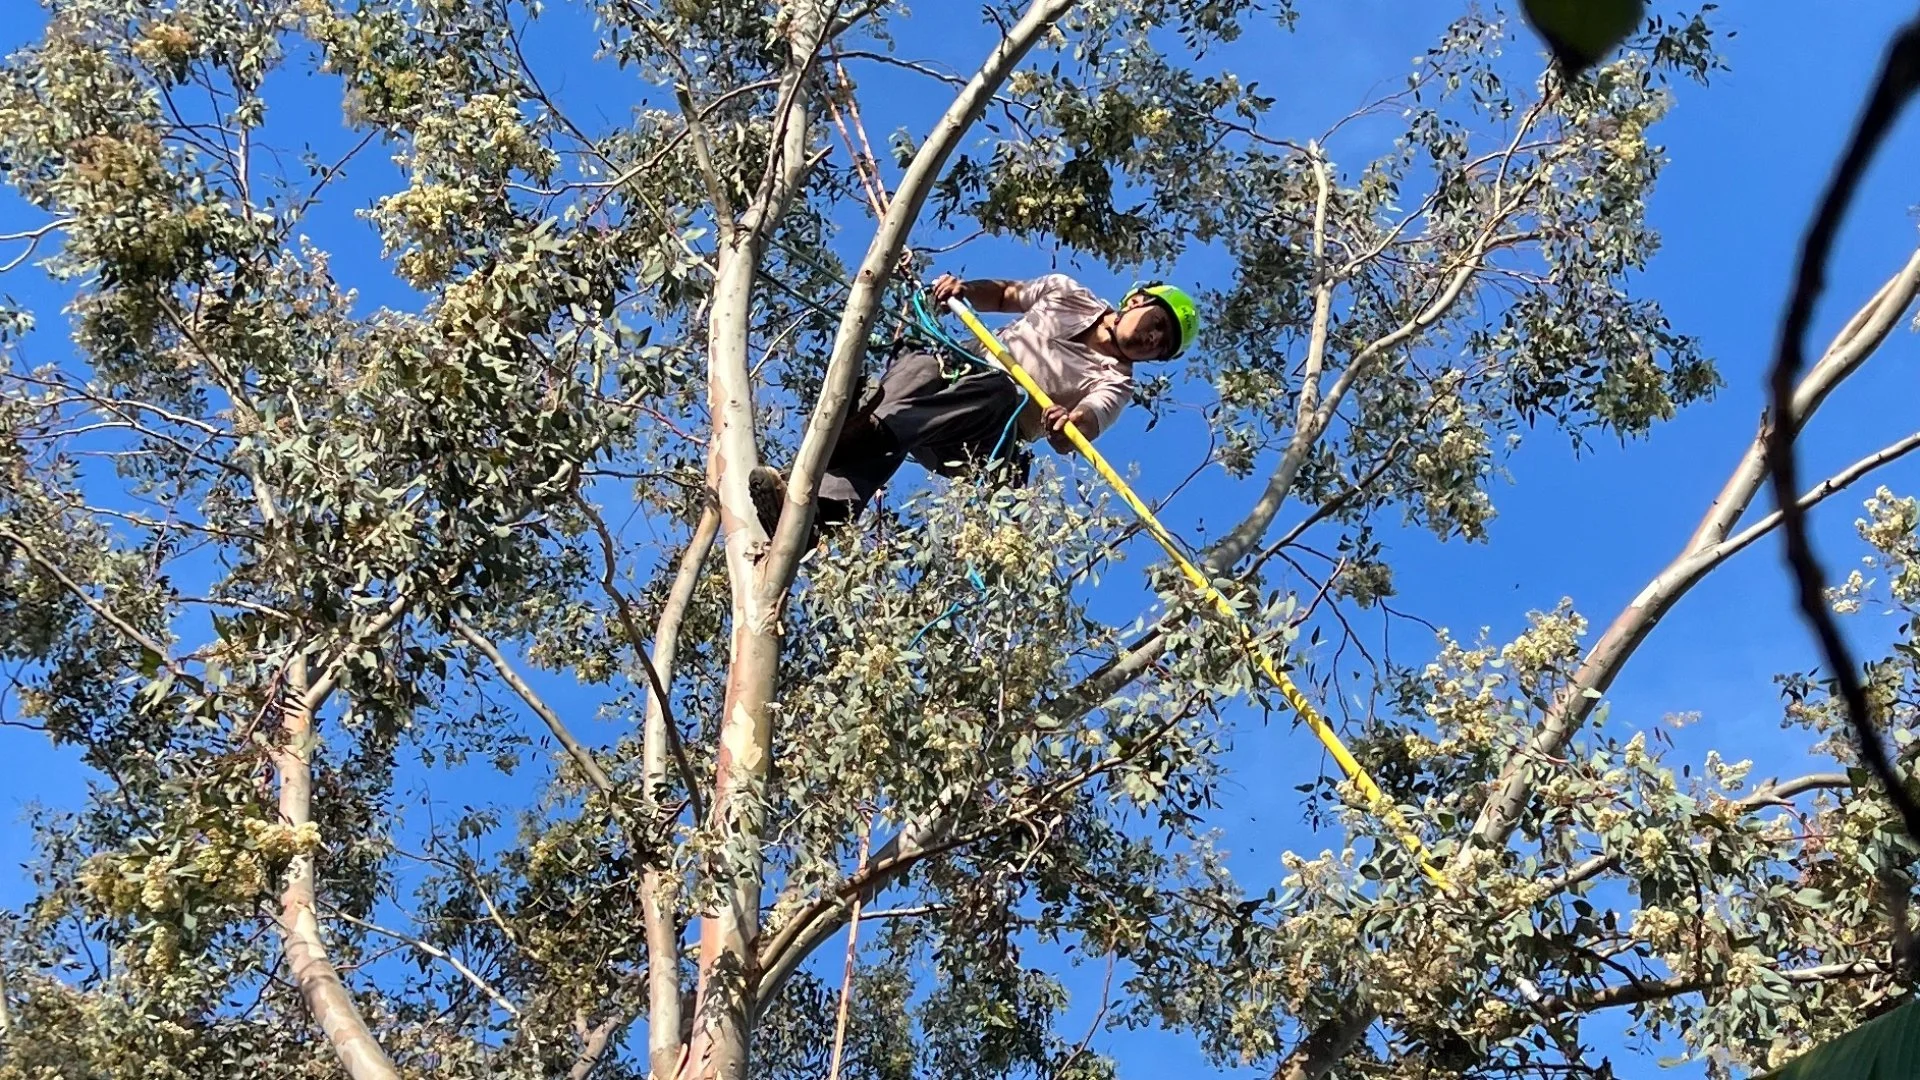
left=1121, top=281, right=1200, bottom=358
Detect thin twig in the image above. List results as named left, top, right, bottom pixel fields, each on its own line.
left=327, top=909, right=520, bottom=1019
left=573, top=495, right=706, bottom=822
left=0, top=523, right=191, bottom=684
left=1053, top=953, right=1116, bottom=1079
left=0, top=219, right=70, bottom=274
left=451, top=616, right=616, bottom=796
left=826, top=823, right=873, bottom=1080
left=1764, top=8, right=1920, bottom=979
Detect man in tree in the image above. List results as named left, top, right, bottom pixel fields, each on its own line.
left=750, top=269, right=1200, bottom=536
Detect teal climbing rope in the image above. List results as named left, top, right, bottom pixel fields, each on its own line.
left=907, top=564, right=990, bottom=650
left=905, top=288, right=1028, bottom=463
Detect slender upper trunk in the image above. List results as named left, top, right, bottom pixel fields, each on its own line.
left=643, top=507, right=718, bottom=1080
left=274, top=654, right=399, bottom=1080
left=687, top=4, right=829, bottom=1076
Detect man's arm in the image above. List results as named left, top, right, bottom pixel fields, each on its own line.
left=1044, top=381, right=1128, bottom=453
left=928, top=273, right=1024, bottom=313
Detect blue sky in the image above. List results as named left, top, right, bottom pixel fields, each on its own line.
left=6, top=0, right=1920, bottom=1076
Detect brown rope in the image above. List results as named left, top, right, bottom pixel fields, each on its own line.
left=826, top=820, right=874, bottom=1080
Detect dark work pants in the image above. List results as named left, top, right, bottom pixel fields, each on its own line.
left=817, top=349, right=1030, bottom=524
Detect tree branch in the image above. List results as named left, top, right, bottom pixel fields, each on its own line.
left=1714, top=430, right=1920, bottom=561
left=567, top=1016, right=621, bottom=1080
left=613, top=1, right=737, bottom=238
left=1295, top=141, right=1336, bottom=423
left=1534, top=776, right=1853, bottom=898
left=1763, top=12, right=1920, bottom=915
left=302, top=592, right=411, bottom=717
left=1544, top=959, right=1885, bottom=1017
left=639, top=504, right=719, bottom=1079
left=1538, top=855, right=1616, bottom=897
left=575, top=495, right=708, bottom=821
left=755, top=695, right=1196, bottom=1005
left=451, top=617, right=616, bottom=797
left=1274, top=1009, right=1372, bottom=1080
left=825, top=0, right=890, bottom=39
left=1209, top=139, right=1551, bottom=571
left=1734, top=772, right=1855, bottom=810
left=0, top=217, right=70, bottom=274
left=0, top=522, right=186, bottom=683
left=1465, top=245, right=1920, bottom=862
left=328, top=908, right=520, bottom=1020
left=1281, top=244, right=1920, bottom=1080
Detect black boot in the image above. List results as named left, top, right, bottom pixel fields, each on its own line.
left=747, top=466, right=856, bottom=545
left=748, top=466, right=786, bottom=537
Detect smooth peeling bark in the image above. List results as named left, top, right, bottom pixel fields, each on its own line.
left=689, top=253, right=775, bottom=1080
left=689, top=2, right=829, bottom=1075
left=274, top=655, right=400, bottom=1080
left=685, top=625, right=781, bottom=1080
left=643, top=506, right=718, bottom=1080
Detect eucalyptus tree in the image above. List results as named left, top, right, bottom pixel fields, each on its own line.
left=5, top=2, right=1912, bottom=1080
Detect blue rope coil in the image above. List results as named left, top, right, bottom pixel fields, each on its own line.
left=906, top=290, right=1028, bottom=464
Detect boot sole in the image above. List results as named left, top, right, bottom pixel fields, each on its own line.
left=748, top=466, right=785, bottom=536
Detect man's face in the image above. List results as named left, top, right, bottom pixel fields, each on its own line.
left=1115, top=295, right=1178, bottom=362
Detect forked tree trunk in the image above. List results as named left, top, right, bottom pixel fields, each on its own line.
left=682, top=0, right=1082, bottom=1074
left=274, top=654, right=400, bottom=1080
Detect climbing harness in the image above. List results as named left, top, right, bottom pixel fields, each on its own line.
left=753, top=242, right=1031, bottom=488
left=905, top=288, right=1029, bottom=465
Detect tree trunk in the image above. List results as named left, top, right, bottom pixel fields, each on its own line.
left=688, top=238, right=781, bottom=1080
left=274, top=654, right=400, bottom=1080
left=644, top=507, right=718, bottom=1079
left=686, top=0, right=829, bottom=1070
left=684, top=0, right=1093, bottom=1067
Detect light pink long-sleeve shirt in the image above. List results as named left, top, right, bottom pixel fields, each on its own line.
left=997, top=273, right=1133, bottom=443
